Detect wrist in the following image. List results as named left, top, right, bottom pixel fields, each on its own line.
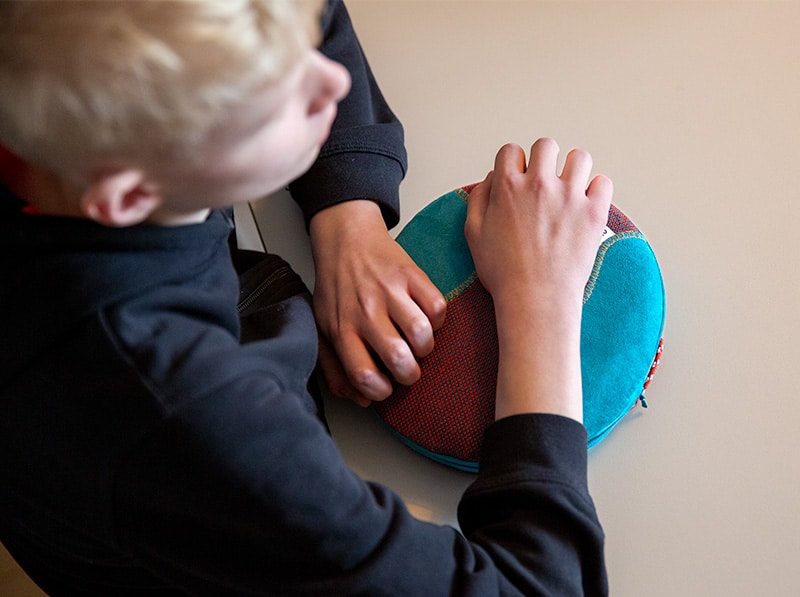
left=309, top=199, right=385, bottom=240
left=308, top=200, right=389, bottom=272
left=492, top=282, right=584, bottom=327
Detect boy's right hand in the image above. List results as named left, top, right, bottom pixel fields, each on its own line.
left=309, top=200, right=446, bottom=407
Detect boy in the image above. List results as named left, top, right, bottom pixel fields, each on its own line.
left=0, top=1, right=612, bottom=595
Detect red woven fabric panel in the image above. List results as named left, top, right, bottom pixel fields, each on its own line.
left=374, top=279, right=498, bottom=463
left=607, top=205, right=639, bottom=234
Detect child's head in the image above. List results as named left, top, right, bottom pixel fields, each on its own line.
left=0, top=0, right=350, bottom=225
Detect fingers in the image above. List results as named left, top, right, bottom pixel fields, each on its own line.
left=494, top=143, right=527, bottom=176
left=587, top=173, right=614, bottom=202
left=361, top=269, right=444, bottom=390
left=528, top=137, right=560, bottom=177
left=336, top=330, right=395, bottom=402
left=529, top=139, right=606, bottom=202
left=407, top=276, right=447, bottom=336
left=387, top=297, right=439, bottom=359
left=325, top=286, right=439, bottom=402
left=492, top=139, right=597, bottom=188
left=560, top=148, right=593, bottom=186
left=318, top=338, right=370, bottom=408
left=323, top=315, right=424, bottom=404
left=363, top=284, right=434, bottom=385
left=586, top=174, right=614, bottom=222
left=362, top=310, right=423, bottom=386
left=316, top=336, right=371, bottom=407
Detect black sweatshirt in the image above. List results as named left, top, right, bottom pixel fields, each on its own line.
left=0, top=2, right=606, bottom=595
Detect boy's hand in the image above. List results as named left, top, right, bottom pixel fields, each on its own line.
left=465, top=139, right=613, bottom=421
left=310, top=200, right=447, bottom=406
left=466, top=139, right=612, bottom=308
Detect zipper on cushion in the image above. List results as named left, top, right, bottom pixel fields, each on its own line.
left=637, top=338, right=664, bottom=409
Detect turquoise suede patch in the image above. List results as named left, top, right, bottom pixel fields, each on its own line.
left=396, top=190, right=474, bottom=299
left=581, top=233, right=666, bottom=446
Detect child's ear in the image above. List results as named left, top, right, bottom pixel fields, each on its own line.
left=80, top=169, right=163, bottom=227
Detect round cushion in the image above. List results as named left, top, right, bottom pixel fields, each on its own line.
left=372, top=184, right=666, bottom=472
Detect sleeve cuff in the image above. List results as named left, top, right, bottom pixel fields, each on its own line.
left=475, top=414, right=590, bottom=493
left=289, top=128, right=406, bottom=230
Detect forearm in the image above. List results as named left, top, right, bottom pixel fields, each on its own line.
left=493, top=289, right=584, bottom=423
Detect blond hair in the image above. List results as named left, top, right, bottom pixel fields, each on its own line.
left=0, top=0, right=323, bottom=176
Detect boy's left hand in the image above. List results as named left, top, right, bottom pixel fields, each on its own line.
left=310, top=200, right=447, bottom=406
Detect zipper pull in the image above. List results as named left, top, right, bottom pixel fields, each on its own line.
left=638, top=393, right=649, bottom=409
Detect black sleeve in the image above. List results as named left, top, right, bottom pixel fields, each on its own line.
left=115, top=378, right=607, bottom=596
left=459, top=415, right=609, bottom=595
left=288, top=0, right=406, bottom=230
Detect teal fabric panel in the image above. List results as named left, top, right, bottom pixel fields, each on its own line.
left=395, top=191, right=474, bottom=297
left=581, top=235, right=665, bottom=445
